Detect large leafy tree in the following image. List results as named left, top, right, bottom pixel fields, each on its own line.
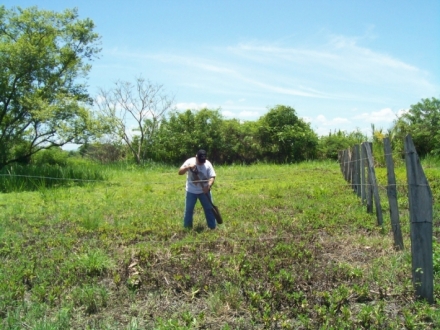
left=0, top=6, right=101, bottom=169
left=392, top=97, right=440, bottom=156
left=257, top=105, right=318, bottom=162
left=154, top=108, right=224, bottom=164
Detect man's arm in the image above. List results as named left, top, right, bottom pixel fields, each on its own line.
left=178, top=164, right=196, bottom=175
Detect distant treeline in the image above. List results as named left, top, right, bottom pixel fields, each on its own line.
left=79, top=105, right=363, bottom=165
left=79, top=97, right=439, bottom=166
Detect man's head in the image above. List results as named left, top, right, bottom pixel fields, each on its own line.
left=196, top=149, right=207, bottom=164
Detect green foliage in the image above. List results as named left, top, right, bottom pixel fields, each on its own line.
left=392, top=97, right=440, bottom=157
left=0, top=163, right=109, bottom=192
left=153, top=105, right=318, bottom=165
left=72, top=284, right=109, bottom=314
left=0, top=5, right=101, bottom=170
left=257, top=105, right=318, bottom=162
left=317, top=129, right=367, bottom=160
left=218, top=119, right=261, bottom=164
left=75, top=249, right=114, bottom=276
left=153, top=108, right=225, bottom=163
left=434, top=240, right=440, bottom=275
left=31, top=147, right=68, bottom=166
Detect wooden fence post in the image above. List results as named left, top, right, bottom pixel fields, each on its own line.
left=342, top=149, right=347, bottom=181
left=338, top=150, right=344, bottom=175
left=349, top=147, right=355, bottom=189
left=383, top=138, right=404, bottom=250
left=363, top=142, right=373, bottom=214
left=363, top=142, right=383, bottom=226
left=361, top=142, right=366, bottom=205
left=404, top=135, right=433, bottom=303
left=345, top=148, right=351, bottom=183
left=354, top=144, right=361, bottom=197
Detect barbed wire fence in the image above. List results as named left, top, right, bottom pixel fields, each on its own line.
left=338, top=135, right=434, bottom=304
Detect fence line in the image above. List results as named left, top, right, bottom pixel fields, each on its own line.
left=1, top=172, right=428, bottom=192
left=339, top=150, right=407, bottom=167
left=0, top=173, right=106, bottom=182
left=338, top=135, right=434, bottom=304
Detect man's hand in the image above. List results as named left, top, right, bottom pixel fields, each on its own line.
left=178, top=164, right=196, bottom=175
left=189, top=165, right=198, bottom=174
left=203, top=185, right=210, bottom=194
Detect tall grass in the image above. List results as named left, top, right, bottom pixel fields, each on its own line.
left=0, top=164, right=110, bottom=193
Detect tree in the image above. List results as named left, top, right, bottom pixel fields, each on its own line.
left=257, top=105, right=318, bottom=162
left=79, top=141, right=126, bottom=164
left=392, top=97, right=440, bottom=156
left=153, top=108, right=224, bottom=164
left=218, top=119, right=260, bottom=164
left=96, top=77, right=174, bottom=164
left=0, top=6, right=101, bottom=169
left=317, top=129, right=366, bottom=160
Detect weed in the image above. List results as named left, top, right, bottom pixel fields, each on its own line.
left=72, top=284, right=109, bottom=314
left=75, top=249, right=114, bottom=276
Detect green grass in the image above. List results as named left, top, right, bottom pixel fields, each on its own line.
left=0, top=160, right=438, bottom=329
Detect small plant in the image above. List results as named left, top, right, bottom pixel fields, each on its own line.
left=75, top=249, right=114, bottom=276
left=433, top=239, right=440, bottom=275
left=72, top=284, right=108, bottom=314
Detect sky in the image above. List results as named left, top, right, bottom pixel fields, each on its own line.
left=4, top=0, right=440, bottom=138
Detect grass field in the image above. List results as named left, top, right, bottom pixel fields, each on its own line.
left=0, top=161, right=439, bottom=329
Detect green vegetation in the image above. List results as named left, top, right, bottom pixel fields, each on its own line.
left=0, top=161, right=438, bottom=329
left=393, top=97, right=440, bottom=157
left=0, top=151, right=109, bottom=192
left=1, top=5, right=439, bottom=327
left=0, top=5, right=102, bottom=170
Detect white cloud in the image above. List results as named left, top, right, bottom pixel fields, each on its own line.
left=316, top=115, right=350, bottom=126
left=309, top=114, right=353, bottom=136
left=222, top=110, right=261, bottom=119
left=174, top=102, right=209, bottom=110
left=353, top=108, right=398, bottom=123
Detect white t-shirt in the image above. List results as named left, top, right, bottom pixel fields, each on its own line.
left=181, top=157, right=216, bottom=194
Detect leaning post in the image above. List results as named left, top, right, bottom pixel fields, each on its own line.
left=383, top=138, right=404, bottom=250
left=363, top=142, right=383, bottom=225
left=404, top=135, right=433, bottom=304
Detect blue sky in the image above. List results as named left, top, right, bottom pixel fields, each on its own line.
left=5, top=0, right=440, bottom=136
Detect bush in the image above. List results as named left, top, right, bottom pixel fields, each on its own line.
left=31, top=148, right=68, bottom=166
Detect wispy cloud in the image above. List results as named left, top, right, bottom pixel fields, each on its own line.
left=104, top=32, right=436, bottom=100
left=96, top=31, right=437, bottom=135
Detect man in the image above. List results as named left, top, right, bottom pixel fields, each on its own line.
left=178, top=149, right=216, bottom=229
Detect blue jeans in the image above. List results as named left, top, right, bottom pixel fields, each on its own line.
left=184, top=191, right=216, bottom=229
